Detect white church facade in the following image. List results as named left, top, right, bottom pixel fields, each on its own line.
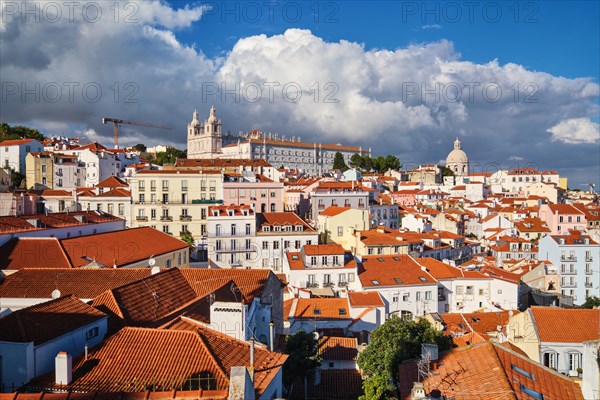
left=187, top=108, right=371, bottom=176
left=445, top=137, right=469, bottom=177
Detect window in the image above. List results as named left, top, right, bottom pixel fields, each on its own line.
left=337, top=226, right=344, bottom=236
left=402, top=293, right=409, bottom=301
left=466, top=286, right=474, bottom=295
left=86, top=327, right=99, bottom=340
left=456, top=286, right=464, bottom=295
left=416, top=292, right=421, bottom=301
left=151, top=209, right=156, bottom=219
left=323, top=274, right=331, bottom=284
left=150, top=180, right=156, bottom=191
left=181, top=180, right=187, bottom=191
left=295, top=240, right=301, bottom=249
left=348, top=273, right=355, bottom=282
left=118, top=203, right=124, bottom=216
left=240, top=189, right=246, bottom=198
left=308, top=274, right=315, bottom=284
left=425, top=291, right=432, bottom=300
left=262, top=241, right=268, bottom=250
left=338, top=273, right=346, bottom=283
left=479, top=289, right=484, bottom=296
left=246, top=223, right=251, bottom=235
left=310, top=256, right=317, bottom=266
left=543, top=352, right=557, bottom=369
left=166, top=259, right=171, bottom=267
left=569, top=352, right=581, bottom=372
left=322, top=256, right=328, bottom=265
left=273, top=241, right=280, bottom=250
left=332, top=255, right=339, bottom=265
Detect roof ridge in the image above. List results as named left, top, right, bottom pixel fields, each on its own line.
left=191, top=328, right=231, bottom=384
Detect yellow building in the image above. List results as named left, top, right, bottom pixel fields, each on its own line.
left=26, top=152, right=53, bottom=189
left=316, top=206, right=369, bottom=247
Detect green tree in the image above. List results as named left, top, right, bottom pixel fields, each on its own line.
left=582, top=296, right=600, bottom=309
left=439, top=165, right=455, bottom=177
left=180, top=231, right=195, bottom=247
left=350, top=153, right=365, bottom=170
left=9, top=168, right=25, bottom=189
left=153, top=148, right=187, bottom=165
left=133, top=143, right=147, bottom=152
left=0, top=122, right=45, bottom=143
left=283, top=330, right=322, bottom=390
left=357, top=316, right=452, bottom=400
left=385, top=155, right=401, bottom=171
left=332, top=151, right=349, bottom=172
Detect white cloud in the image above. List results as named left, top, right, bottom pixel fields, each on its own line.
left=0, top=3, right=599, bottom=185
left=422, top=24, right=442, bottom=30
left=548, top=118, right=600, bottom=144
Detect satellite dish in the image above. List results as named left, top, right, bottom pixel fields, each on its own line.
left=508, top=310, right=514, bottom=317
left=148, top=257, right=156, bottom=267
left=313, top=331, right=320, bottom=340
left=497, top=325, right=502, bottom=332
left=51, top=289, right=61, bottom=299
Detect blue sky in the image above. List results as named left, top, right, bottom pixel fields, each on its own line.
left=1, top=0, right=598, bottom=187
left=174, top=0, right=600, bottom=80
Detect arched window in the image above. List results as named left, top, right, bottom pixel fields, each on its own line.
left=568, top=352, right=582, bottom=372
left=543, top=351, right=558, bottom=369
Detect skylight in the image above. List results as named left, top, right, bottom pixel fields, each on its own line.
left=339, top=308, right=347, bottom=315
left=419, top=276, right=427, bottom=282
left=377, top=258, right=384, bottom=262
left=393, top=256, right=401, bottom=261
left=520, top=384, right=543, bottom=400
left=512, top=365, right=535, bottom=381
left=313, top=308, right=321, bottom=315
left=371, top=280, right=380, bottom=285
left=291, top=255, right=299, bottom=260
left=394, top=278, right=403, bottom=284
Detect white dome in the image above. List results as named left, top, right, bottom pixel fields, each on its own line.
left=446, top=148, right=468, bottom=165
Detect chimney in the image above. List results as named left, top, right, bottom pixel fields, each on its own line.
left=269, top=322, right=275, bottom=352
left=410, top=382, right=426, bottom=399
left=84, top=343, right=88, bottom=360
left=55, top=352, right=72, bottom=385
left=249, top=338, right=255, bottom=369
left=228, top=366, right=255, bottom=400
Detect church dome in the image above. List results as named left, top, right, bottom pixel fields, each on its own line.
left=191, top=110, right=200, bottom=127
left=445, top=138, right=469, bottom=175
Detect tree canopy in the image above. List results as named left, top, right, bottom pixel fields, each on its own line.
left=133, top=143, right=147, bottom=152
left=357, top=316, right=452, bottom=400
left=283, top=330, right=322, bottom=389
left=583, top=296, right=600, bottom=309
left=438, top=165, right=455, bottom=177
left=332, top=151, right=349, bottom=172
left=349, top=153, right=401, bottom=173
left=0, top=122, right=46, bottom=143
left=148, top=148, right=187, bottom=165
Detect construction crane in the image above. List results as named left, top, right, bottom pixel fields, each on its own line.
left=102, top=118, right=171, bottom=149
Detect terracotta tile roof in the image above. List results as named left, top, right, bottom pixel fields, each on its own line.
left=0, top=211, right=123, bottom=235
left=286, top=251, right=356, bottom=271
left=398, top=341, right=584, bottom=400
left=318, top=336, right=358, bottom=360
left=286, top=298, right=351, bottom=320
left=303, top=244, right=345, bottom=256
left=0, top=216, right=40, bottom=234
left=163, top=317, right=287, bottom=396
left=0, top=238, right=71, bottom=269
left=545, top=203, right=585, bottom=215
left=0, top=138, right=36, bottom=146
left=348, top=291, right=384, bottom=307
left=179, top=268, right=279, bottom=304
left=319, top=206, right=352, bottom=217
left=0, top=268, right=154, bottom=299
left=95, top=188, right=131, bottom=198
left=62, top=227, right=188, bottom=268
left=530, top=307, right=600, bottom=343
left=0, top=295, right=106, bottom=345
left=28, top=328, right=226, bottom=393
left=416, top=258, right=488, bottom=280
left=451, top=331, right=487, bottom=347
left=289, top=369, right=363, bottom=400
left=208, top=204, right=254, bottom=217
left=550, top=230, right=598, bottom=245
left=480, top=265, right=522, bottom=284
left=357, top=228, right=414, bottom=246
left=358, top=255, right=437, bottom=288
left=256, top=212, right=314, bottom=232
left=95, top=176, right=128, bottom=188
left=74, top=142, right=108, bottom=152
left=513, top=217, right=550, bottom=233
left=90, top=268, right=200, bottom=327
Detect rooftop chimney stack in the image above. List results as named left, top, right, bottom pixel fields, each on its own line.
left=249, top=338, right=255, bottom=368
left=269, top=322, right=275, bottom=352
left=55, top=352, right=72, bottom=385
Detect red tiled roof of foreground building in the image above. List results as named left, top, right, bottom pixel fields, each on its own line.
left=0, top=268, right=154, bottom=299
left=358, top=255, right=437, bottom=288
left=0, top=238, right=71, bottom=269
left=417, top=258, right=488, bottom=280
left=95, top=176, right=128, bottom=188
left=318, top=336, right=358, bottom=361
left=1, top=391, right=228, bottom=399
left=0, top=138, right=36, bottom=146
left=348, top=291, right=384, bottom=307
left=28, top=326, right=285, bottom=395
left=0, top=295, right=106, bottom=345
left=289, top=369, right=363, bottom=400
left=398, top=341, right=584, bottom=400
left=179, top=268, right=281, bottom=304
left=91, top=268, right=201, bottom=328
left=530, top=307, right=600, bottom=343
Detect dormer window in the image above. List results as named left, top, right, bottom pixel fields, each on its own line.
left=228, top=210, right=234, bottom=216
left=263, top=226, right=270, bottom=232
left=213, top=211, right=219, bottom=217
left=295, top=225, right=303, bottom=231
left=274, top=226, right=281, bottom=232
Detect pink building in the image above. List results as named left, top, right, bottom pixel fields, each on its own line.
left=539, top=203, right=587, bottom=235
left=223, top=173, right=284, bottom=213
left=390, top=189, right=419, bottom=206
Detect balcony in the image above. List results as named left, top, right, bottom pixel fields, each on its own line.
left=209, top=231, right=252, bottom=238
left=191, top=199, right=223, bottom=205
left=306, top=282, right=319, bottom=288
left=338, top=281, right=348, bottom=287
left=323, top=282, right=334, bottom=288
left=585, top=256, right=593, bottom=262
left=160, top=216, right=173, bottom=222
left=561, top=269, right=577, bottom=275
left=561, top=282, right=576, bottom=288
left=585, top=282, right=593, bottom=288
left=561, top=255, right=577, bottom=262
left=136, top=216, right=148, bottom=221
left=180, top=230, right=191, bottom=237
left=214, top=246, right=255, bottom=253
left=180, top=215, right=192, bottom=221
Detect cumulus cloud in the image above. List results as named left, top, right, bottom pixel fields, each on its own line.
left=0, top=1, right=599, bottom=185
left=548, top=118, right=600, bottom=144
left=422, top=24, right=442, bottom=29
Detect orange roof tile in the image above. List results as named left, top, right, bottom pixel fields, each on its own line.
left=319, top=205, right=352, bottom=217
left=62, top=227, right=188, bottom=268
left=0, top=268, right=153, bottom=298
left=289, top=369, right=363, bottom=400
left=348, top=291, right=384, bottom=307
left=0, top=238, right=71, bottom=269
left=0, top=138, right=36, bottom=146
left=318, top=336, right=358, bottom=360
left=530, top=307, right=600, bottom=343
left=417, top=258, right=488, bottom=280
left=545, top=203, right=585, bottom=215
left=358, top=255, right=437, bottom=287
left=257, top=212, right=314, bottom=232
left=399, top=341, right=584, bottom=400
left=95, top=188, right=131, bottom=198
left=0, top=295, right=106, bottom=345
left=96, top=176, right=128, bottom=188
left=286, top=298, right=351, bottom=319
left=303, top=243, right=345, bottom=256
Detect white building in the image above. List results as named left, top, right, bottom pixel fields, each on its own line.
left=538, top=230, right=599, bottom=304
left=68, top=146, right=120, bottom=187
left=1, top=139, right=44, bottom=173
left=445, top=138, right=469, bottom=177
